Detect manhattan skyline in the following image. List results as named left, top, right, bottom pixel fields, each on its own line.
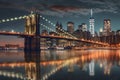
left=0, top=0, right=120, bottom=46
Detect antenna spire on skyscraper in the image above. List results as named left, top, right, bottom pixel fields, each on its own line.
left=91, top=9, right=93, bottom=17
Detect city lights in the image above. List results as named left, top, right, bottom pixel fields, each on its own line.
left=0, top=15, right=28, bottom=23
left=0, top=0, right=120, bottom=80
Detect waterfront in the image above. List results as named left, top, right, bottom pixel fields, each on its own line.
left=0, top=49, right=120, bottom=80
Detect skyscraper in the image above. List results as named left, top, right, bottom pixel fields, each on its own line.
left=81, top=23, right=87, bottom=31
left=89, top=9, right=95, bottom=37
left=67, top=21, right=74, bottom=34
left=103, top=19, right=111, bottom=36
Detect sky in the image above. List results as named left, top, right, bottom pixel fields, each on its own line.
left=0, top=0, right=120, bottom=46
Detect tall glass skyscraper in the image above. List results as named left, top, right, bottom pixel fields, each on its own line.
left=89, top=9, right=95, bottom=37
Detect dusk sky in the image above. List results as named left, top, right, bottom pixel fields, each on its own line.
left=0, top=0, right=120, bottom=46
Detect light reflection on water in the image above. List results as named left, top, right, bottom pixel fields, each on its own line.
left=0, top=49, right=120, bottom=80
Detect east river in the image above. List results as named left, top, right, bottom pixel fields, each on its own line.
left=0, top=49, right=120, bottom=80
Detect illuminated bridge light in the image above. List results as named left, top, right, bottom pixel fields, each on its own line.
left=23, top=15, right=27, bottom=18
left=0, top=70, right=25, bottom=79
left=20, top=76, right=24, bottom=79
left=0, top=15, right=28, bottom=24
left=44, top=75, right=48, bottom=79
left=45, top=19, right=48, bottom=21
left=3, top=71, right=7, bottom=76
left=42, top=17, right=45, bottom=20
left=7, top=72, right=11, bottom=77
left=6, top=19, right=10, bottom=21
left=40, top=15, right=42, bottom=18
left=18, top=16, right=23, bottom=19
left=48, top=21, right=51, bottom=23
left=11, top=29, right=14, bottom=32
left=11, top=73, right=15, bottom=77
left=50, top=22, right=53, bottom=25
left=2, top=19, right=5, bottom=22
left=10, top=18, right=14, bottom=21
left=14, top=17, right=18, bottom=20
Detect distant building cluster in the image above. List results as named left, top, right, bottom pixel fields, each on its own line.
left=99, top=19, right=120, bottom=45
left=40, top=9, right=120, bottom=48
left=102, top=19, right=111, bottom=36
left=0, top=44, right=23, bottom=50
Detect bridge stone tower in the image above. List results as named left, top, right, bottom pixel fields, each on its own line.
left=24, top=13, right=40, bottom=51
left=24, top=13, right=41, bottom=80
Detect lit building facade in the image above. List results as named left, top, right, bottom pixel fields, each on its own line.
left=5, top=44, right=19, bottom=49
left=103, top=19, right=111, bottom=36
left=78, top=23, right=87, bottom=32
left=67, top=21, right=74, bottom=34
left=81, top=23, right=87, bottom=31
left=89, top=9, right=95, bottom=37
left=99, top=28, right=103, bottom=36
left=116, top=30, right=120, bottom=44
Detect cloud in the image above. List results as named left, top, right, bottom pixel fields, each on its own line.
left=0, top=1, right=16, bottom=8
left=0, top=0, right=119, bottom=17
left=78, top=0, right=105, bottom=4
left=50, top=5, right=79, bottom=12
left=77, top=0, right=119, bottom=13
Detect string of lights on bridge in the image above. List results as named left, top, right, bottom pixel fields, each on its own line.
left=41, top=58, right=79, bottom=80
left=39, top=15, right=77, bottom=39
left=40, top=23, right=78, bottom=40
left=40, top=23, right=60, bottom=35
left=39, top=15, right=109, bottom=46
left=0, top=15, right=28, bottom=23
left=0, top=13, right=109, bottom=46
left=0, top=13, right=77, bottom=39
left=0, top=70, right=24, bottom=79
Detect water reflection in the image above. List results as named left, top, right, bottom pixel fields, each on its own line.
left=24, top=50, right=40, bottom=80
left=89, top=60, right=95, bottom=76
left=0, top=50, right=120, bottom=80
left=46, top=50, right=120, bottom=80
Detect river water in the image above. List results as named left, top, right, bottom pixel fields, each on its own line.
left=0, top=49, right=120, bottom=80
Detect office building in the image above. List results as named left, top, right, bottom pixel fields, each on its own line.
left=89, top=9, right=95, bottom=37
left=78, top=23, right=87, bottom=32
left=67, top=21, right=74, bottom=33
left=81, top=23, right=87, bottom=31
left=103, top=19, right=111, bottom=36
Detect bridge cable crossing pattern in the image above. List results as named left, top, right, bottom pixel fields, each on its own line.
left=40, top=23, right=61, bottom=35
left=39, top=15, right=78, bottom=39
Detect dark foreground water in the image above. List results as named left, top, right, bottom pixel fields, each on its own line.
left=0, top=49, right=120, bottom=80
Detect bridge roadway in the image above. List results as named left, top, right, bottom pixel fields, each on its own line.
left=0, top=31, right=109, bottom=46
